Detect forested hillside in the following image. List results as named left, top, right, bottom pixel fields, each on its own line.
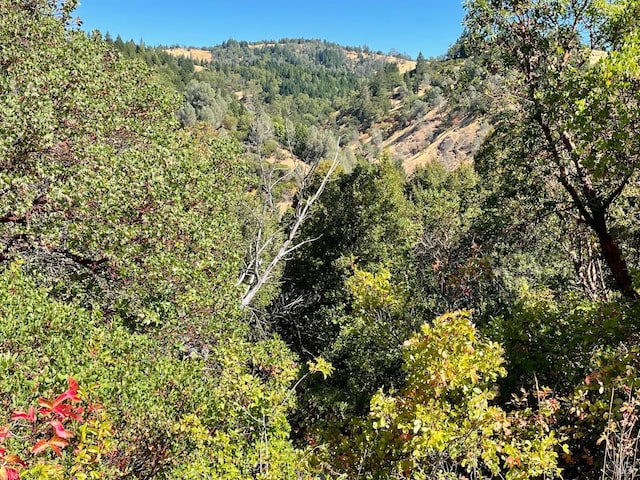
left=110, top=35, right=486, bottom=172
left=1, top=0, right=640, bottom=479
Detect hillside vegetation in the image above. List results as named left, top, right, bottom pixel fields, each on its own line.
left=2, top=0, right=640, bottom=479
left=158, top=37, right=488, bottom=172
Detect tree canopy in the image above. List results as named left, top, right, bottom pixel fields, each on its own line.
left=464, top=0, right=640, bottom=299
left=3, top=0, right=640, bottom=478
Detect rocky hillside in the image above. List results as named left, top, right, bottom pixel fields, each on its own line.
left=151, top=39, right=488, bottom=173
left=382, top=109, right=490, bottom=173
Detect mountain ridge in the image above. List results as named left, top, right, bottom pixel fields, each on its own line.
left=118, top=37, right=487, bottom=173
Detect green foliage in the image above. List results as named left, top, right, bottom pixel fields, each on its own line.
left=490, top=287, right=639, bottom=394
left=318, top=311, right=564, bottom=479
left=178, top=79, right=230, bottom=128
left=5, top=2, right=640, bottom=479
left=0, top=3, right=309, bottom=478
left=277, top=154, right=418, bottom=357
left=0, top=263, right=305, bottom=478
left=344, top=80, right=390, bottom=131
left=201, top=39, right=369, bottom=136
left=472, top=117, right=581, bottom=297
left=272, top=154, right=419, bottom=450
left=164, top=337, right=305, bottom=479
left=347, top=267, right=399, bottom=315
left=558, top=322, right=640, bottom=477
left=0, top=0, right=247, bottom=328
left=307, top=357, right=335, bottom=380
left=328, top=266, right=415, bottom=411
left=464, top=0, right=640, bottom=298
left=409, top=162, right=498, bottom=316
left=107, top=36, right=195, bottom=90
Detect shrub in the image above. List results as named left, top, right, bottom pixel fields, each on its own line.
left=320, top=311, right=564, bottom=479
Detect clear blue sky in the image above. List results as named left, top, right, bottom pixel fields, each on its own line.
left=75, top=1, right=466, bottom=59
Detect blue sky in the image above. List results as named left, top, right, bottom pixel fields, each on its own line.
left=75, top=1, right=466, bottom=59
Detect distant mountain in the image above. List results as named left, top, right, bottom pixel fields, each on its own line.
left=166, top=39, right=416, bottom=78
left=119, top=37, right=488, bottom=173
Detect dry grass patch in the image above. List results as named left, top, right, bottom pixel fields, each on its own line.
left=165, top=47, right=212, bottom=63
left=381, top=109, right=489, bottom=174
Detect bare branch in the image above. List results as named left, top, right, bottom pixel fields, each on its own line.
left=240, top=138, right=342, bottom=309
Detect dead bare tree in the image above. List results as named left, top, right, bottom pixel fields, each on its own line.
left=238, top=126, right=342, bottom=309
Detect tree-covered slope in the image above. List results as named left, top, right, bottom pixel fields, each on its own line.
left=116, top=36, right=489, bottom=173
left=3, top=0, right=640, bottom=479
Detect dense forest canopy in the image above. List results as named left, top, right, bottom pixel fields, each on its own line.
left=1, top=0, right=640, bottom=478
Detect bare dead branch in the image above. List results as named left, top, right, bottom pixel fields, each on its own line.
left=240, top=138, right=342, bottom=309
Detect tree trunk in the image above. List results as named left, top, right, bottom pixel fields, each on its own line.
left=592, top=217, right=638, bottom=300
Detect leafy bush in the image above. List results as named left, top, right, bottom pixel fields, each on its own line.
left=0, top=377, right=115, bottom=479
left=0, top=263, right=306, bottom=478
left=319, top=311, right=564, bottom=479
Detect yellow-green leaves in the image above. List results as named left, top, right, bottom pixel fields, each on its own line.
left=366, top=311, right=563, bottom=479
left=346, top=266, right=398, bottom=315
left=307, top=357, right=334, bottom=380
left=402, top=311, right=506, bottom=398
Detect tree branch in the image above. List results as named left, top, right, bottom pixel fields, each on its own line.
left=240, top=138, right=342, bottom=309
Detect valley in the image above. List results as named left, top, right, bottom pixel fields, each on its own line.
left=2, top=2, right=640, bottom=479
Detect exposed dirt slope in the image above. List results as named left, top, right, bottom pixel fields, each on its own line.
left=381, top=108, right=490, bottom=174
left=165, top=47, right=212, bottom=62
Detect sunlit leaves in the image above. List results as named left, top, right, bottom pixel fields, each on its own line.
left=346, top=266, right=398, bottom=315
left=306, top=357, right=334, bottom=380
left=366, top=311, right=563, bottom=479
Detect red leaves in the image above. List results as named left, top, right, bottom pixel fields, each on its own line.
left=11, top=406, right=35, bottom=423
left=3, top=376, right=86, bottom=470
left=505, top=455, right=522, bottom=469
left=27, top=377, right=82, bottom=457
left=67, top=376, right=79, bottom=393
left=37, top=399, right=83, bottom=422
left=50, top=419, right=74, bottom=439
left=37, top=376, right=82, bottom=421
left=30, top=439, right=49, bottom=455
left=31, top=435, right=69, bottom=457
left=0, top=426, right=21, bottom=478
left=0, top=467, right=19, bottom=480
left=0, top=375, right=115, bottom=480
left=0, top=438, right=24, bottom=479
left=2, top=455, right=25, bottom=467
